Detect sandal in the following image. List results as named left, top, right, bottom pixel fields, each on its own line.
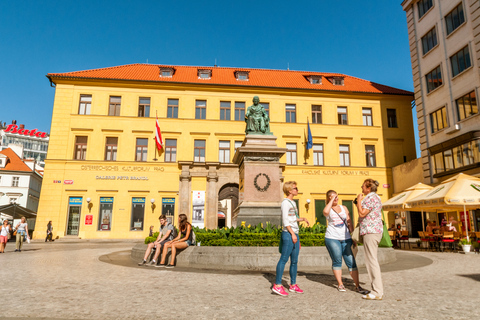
left=362, top=293, right=382, bottom=300
left=355, top=286, right=370, bottom=295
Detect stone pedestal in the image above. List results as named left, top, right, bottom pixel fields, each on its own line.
left=232, top=134, right=286, bottom=227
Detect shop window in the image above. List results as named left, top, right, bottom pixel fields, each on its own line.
left=286, top=104, right=296, bottom=123
left=220, top=101, right=231, bottom=120
left=337, top=107, right=348, bottom=125
left=138, top=97, right=150, bottom=117
left=286, top=143, right=297, bottom=165
left=315, top=200, right=327, bottom=226
left=365, top=145, right=376, bottom=167
left=195, top=100, right=207, bottom=119
left=456, top=91, right=478, bottom=121
left=108, top=96, right=121, bottom=116
left=425, top=65, right=443, bottom=93
left=167, top=99, right=179, bottom=118
left=362, top=108, right=373, bottom=126
left=235, top=102, right=245, bottom=121
left=194, top=140, right=206, bottom=162
left=387, top=109, right=398, bottom=128
left=219, top=141, right=230, bottom=163
left=339, top=145, right=350, bottom=167
left=313, top=144, right=324, bottom=166
left=430, top=107, right=448, bottom=133
left=162, top=198, right=175, bottom=224
left=131, top=198, right=145, bottom=231
left=74, top=136, right=88, bottom=160
left=421, top=27, right=437, bottom=55
left=11, top=176, right=19, bottom=187
left=450, top=45, right=471, bottom=77
left=98, top=197, right=113, bottom=231
left=445, top=3, right=465, bottom=35
left=78, top=95, right=92, bottom=115
left=164, top=139, right=177, bottom=162
left=135, top=138, right=148, bottom=162
left=312, top=105, right=322, bottom=124
left=418, top=0, right=433, bottom=18
left=67, top=197, right=82, bottom=236
left=104, top=137, right=118, bottom=161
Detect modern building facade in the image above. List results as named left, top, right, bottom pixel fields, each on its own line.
left=34, top=64, right=416, bottom=239
left=402, top=0, right=480, bottom=184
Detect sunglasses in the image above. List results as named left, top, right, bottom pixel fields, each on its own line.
left=293, top=187, right=298, bottom=191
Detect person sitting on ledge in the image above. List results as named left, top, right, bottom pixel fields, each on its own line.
left=158, top=214, right=192, bottom=269
left=138, top=215, right=175, bottom=266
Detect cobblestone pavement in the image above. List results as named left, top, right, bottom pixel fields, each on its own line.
left=0, top=241, right=478, bottom=320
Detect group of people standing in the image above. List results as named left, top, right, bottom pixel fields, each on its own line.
left=0, top=216, right=30, bottom=253
left=273, top=178, right=384, bottom=300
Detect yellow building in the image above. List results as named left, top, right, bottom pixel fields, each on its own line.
left=34, top=64, right=416, bottom=239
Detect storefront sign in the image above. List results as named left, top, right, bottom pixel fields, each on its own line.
left=82, top=165, right=164, bottom=172
left=64, top=180, right=74, bottom=184
left=132, top=198, right=146, bottom=203
left=69, top=197, right=83, bottom=205
left=162, top=198, right=175, bottom=204
left=302, top=169, right=369, bottom=176
left=85, top=215, right=93, bottom=225
left=95, top=176, right=149, bottom=180
left=100, top=197, right=114, bottom=203
left=5, top=124, right=48, bottom=138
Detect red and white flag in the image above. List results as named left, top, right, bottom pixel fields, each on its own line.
left=155, top=116, right=164, bottom=151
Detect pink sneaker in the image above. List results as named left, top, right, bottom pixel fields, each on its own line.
left=289, top=284, right=304, bottom=294
left=272, top=285, right=289, bottom=296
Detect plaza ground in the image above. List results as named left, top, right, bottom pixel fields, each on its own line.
left=0, top=240, right=477, bottom=320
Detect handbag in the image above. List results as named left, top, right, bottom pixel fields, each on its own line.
left=13, top=230, right=17, bottom=236
left=351, top=225, right=362, bottom=243
left=379, top=210, right=393, bottom=248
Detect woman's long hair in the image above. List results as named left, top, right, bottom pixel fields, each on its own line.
left=178, top=214, right=191, bottom=231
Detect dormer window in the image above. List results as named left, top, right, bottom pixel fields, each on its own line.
left=307, top=75, right=322, bottom=85
left=331, top=76, right=344, bottom=86
left=235, top=71, right=249, bottom=81
left=198, top=69, right=212, bottom=79
left=159, top=67, right=175, bottom=78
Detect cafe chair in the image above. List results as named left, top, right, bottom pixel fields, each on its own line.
left=399, top=230, right=410, bottom=249
left=441, top=232, right=455, bottom=252
left=388, top=231, right=398, bottom=248
left=419, top=231, right=431, bottom=251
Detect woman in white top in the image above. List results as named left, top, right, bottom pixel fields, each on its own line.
left=1, top=220, right=12, bottom=253
left=272, top=181, right=310, bottom=297
left=14, top=216, right=29, bottom=252
left=323, top=190, right=368, bottom=294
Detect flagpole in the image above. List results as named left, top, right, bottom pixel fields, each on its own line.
left=153, top=111, right=158, bottom=161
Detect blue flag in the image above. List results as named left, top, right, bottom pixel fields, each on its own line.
left=306, top=119, right=313, bottom=150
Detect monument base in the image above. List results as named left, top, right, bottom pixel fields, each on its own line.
left=232, top=202, right=282, bottom=227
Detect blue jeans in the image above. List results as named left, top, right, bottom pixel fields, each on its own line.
left=275, top=231, right=300, bottom=285
left=325, top=238, right=357, bottom=271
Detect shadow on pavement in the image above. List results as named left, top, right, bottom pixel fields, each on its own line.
left=457, top=274, right=480, bottom=282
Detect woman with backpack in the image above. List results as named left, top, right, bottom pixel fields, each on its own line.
left=158, top=213, right=193, bottom=268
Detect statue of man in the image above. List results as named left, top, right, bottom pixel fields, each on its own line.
left=245, top=96, right=270, bottom=134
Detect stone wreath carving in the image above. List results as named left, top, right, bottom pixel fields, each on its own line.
left=254, top=173, right=271, bottom=192
left=244, top=156, right=278, bottom=162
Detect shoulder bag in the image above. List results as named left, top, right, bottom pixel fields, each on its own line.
left=332, top=207, right=358, bottom=258
left=378, top=209, right=393, bottom=248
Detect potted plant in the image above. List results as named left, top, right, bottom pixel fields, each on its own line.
left=460, top=238, right=472, bottom=253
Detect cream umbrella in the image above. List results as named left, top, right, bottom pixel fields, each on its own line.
left=406, top=173, right=480, bottom=242
left=382, top=183, right=433, bottom=232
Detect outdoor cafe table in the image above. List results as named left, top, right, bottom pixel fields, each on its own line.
left=425, top=233, right=443, bottom=251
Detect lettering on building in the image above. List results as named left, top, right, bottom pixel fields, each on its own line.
left=302, top=170, right=369, bottom=176
left=82, top=165, right=164, bottom=172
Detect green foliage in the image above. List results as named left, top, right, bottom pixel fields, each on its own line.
left=144, top=232, right=160, bottom=244
left=460, top=238, right=472, bottom=245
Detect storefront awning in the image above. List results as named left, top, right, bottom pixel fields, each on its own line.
left=382, top=183, right=433, bottom=212
left=0, top=204, right=37, bottom=219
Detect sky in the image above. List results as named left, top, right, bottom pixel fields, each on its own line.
left=0, top=0, right=420, bottom=156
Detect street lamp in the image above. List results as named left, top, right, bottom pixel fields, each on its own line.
left=305, top=199, right=311, bottom=213
left=150, top=198, right=156, bottom=213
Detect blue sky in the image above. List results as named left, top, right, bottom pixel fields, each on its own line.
left=0, top=0, right=420, bottom=156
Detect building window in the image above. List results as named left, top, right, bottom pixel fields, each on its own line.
left=313, top=144, right=324, bottom=166
left=220, top=101, right=231, bottom=120
left=135, top=138, right=148, bottom=162
left=235, top=71, right=249, bottom=81
left=312, top=105, right=322, bottom=124
left=108, top=96, right=121, bottom=116
left=198, top=69, right=212, bottom=79
left=451, top=45, right=471, bottom=77
left=167, top=99, right=179, bottom=118
left=286, top=143, right=297, bottom=165
left=445, top=3, right=465, bottom=35
left=74, top=136, right=88, bottom=160
left=98, top=197, right=113, bottom=231
left=11, top=176, right=19, bottom=187
left=456, top=91, right=478, bottom=121
left=331, top=77, right=344, bottom=86
left=164, top=139, right=177, bottom=162
left=131, top=198, right=145, bottom=231
left=337, top=107, right=348, bottom=125
left=235, top=102, right=245, bottom=121
left=194, top=140, right=206, bottom=162
left=365, top=145, right=376, bottom=167
left=430, top=107, right=448, bottom=133
left=387, top=109, right=398, bottom=128
left=308, top=76, right=322, bottom=84
left=260, top=102, right=269, bottom=117
left=286, top=104, right=296, bottom=123
left=104, top=137, right=118, bottom=161
left=433, top=140, right=480, bottom=174
left=339, top=145, right=350, bottom=166
left=160, top=67, right=174, bottom=78
left=78, top=95, right=92, bottom=115
left=425, top=65, right=443, bottom=93
left=219, top=141, right=230, bottom=163
left=195, top=100, right=207, bottom=119
left=235, top=141, right=242, bottom=150
left=362, top=108, right=373, bottom=126
left=138, top=98, right=150, bottom=117
left=421, top=27, right=437, bottom=55
left=417, top=0, right=433, bottom=18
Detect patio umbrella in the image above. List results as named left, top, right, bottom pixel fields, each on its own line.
left=382, top=183, right=433, bottom=231
left=406, top=173, right=480, bottom=242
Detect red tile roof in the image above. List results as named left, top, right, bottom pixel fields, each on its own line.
left=0, top=148, right=33, bottom=172
left=47, top=64, right=413, bottom=96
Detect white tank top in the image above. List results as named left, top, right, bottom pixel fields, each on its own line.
left=325, top=206, right=351, bottom=240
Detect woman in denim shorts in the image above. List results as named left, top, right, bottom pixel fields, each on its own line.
left=159, top=214, right=192, bottom=268
left=323, top=190, right=368, bottom=294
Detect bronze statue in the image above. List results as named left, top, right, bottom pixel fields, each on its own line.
left=245, top=96, right=271, bottom=134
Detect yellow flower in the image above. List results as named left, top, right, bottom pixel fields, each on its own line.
left=248, top=224, right=251, bottom=228
left=241, top=221, right=246, bottom=227
left=261, top=223, right=264, bottom=228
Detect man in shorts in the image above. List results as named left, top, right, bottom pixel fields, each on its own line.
left=138, top=215, right=175, bottom=266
